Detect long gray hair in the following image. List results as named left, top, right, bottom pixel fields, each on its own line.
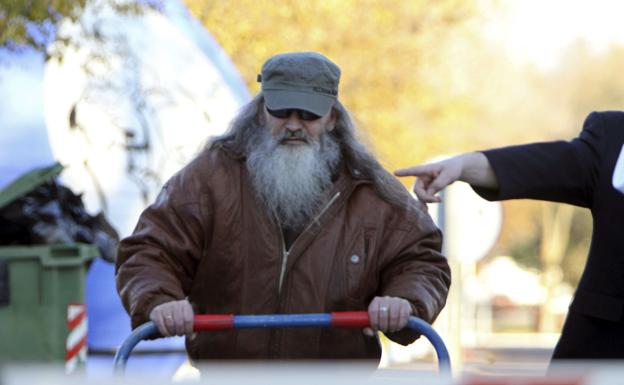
left=208, top=94, right=412, bottom=209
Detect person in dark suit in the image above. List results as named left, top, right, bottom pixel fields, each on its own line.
left=394, top=111, right=624, bottom=359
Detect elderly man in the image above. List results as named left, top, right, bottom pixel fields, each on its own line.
left=116, top=52, right=450, bottom=361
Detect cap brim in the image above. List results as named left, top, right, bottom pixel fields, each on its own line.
left=264, top=90, right=335, bottom=117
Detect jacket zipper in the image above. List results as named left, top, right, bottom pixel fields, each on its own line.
left=270, top=188, right=349, bottom=358
left=277, top=191, right=341, bottom=295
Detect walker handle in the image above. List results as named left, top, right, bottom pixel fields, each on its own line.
left=113, top=311, right=450, bottom=375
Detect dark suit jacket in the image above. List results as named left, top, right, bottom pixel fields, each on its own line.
left=474, top=111, right=624, bottom=359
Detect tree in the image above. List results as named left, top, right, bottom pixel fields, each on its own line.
left=0, top=0, right=159, bottom=59
left=0, top=0, right=86, bottom=53
left=184, top=0, right=479, bottom=169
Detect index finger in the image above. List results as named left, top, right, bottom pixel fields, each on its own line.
left=394, top=164, right=431, bottom=177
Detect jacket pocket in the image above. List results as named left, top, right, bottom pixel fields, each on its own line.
left=345, top=227, right=377, bottom=303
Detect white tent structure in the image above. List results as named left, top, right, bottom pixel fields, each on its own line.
left=0, top=0, right=249, bottom=377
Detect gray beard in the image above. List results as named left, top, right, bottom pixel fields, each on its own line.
left=246, top=126, right=341, bottom=231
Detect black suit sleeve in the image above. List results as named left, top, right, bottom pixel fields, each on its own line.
left=472, top=112, right=605, bottom=208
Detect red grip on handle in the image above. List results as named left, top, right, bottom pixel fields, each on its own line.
left=193, top=314, right=234, bottom=331
left=331, top=311, right=370, bottom=328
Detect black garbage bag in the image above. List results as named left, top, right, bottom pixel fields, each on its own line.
left=0, top=179, right=119, bottom=263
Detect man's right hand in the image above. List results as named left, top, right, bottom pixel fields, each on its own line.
left=394, top=152, right=497, bottom=203
left=149, top=299, right=194, bottom=337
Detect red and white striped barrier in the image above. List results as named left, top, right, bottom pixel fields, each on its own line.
left=65, top=303, right=87, bottom=374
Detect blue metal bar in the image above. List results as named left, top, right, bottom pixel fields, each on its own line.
left=113, top=313, right=451, bottom=376
left=233, top=313, right=332, bottom=328
left=407, top=317, right=451, bottom=375
left=113, top=321, right=159, bottom=374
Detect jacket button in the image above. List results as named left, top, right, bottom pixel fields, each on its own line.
left=350, top=255, right=360, bottom=264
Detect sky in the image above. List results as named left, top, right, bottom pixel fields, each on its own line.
left=483, top=0, right=624, bottom=70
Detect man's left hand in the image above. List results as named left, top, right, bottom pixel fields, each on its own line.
left=366, top=296, right=412, bottom=335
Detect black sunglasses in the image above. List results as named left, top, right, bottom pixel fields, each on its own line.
left=267, top=108, right=322, bottom=121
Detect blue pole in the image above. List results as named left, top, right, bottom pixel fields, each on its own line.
left=113, top=321, right=159, bottom=374
left=407, top=317, right=451, bottom=375
left=233, top=313, right=332, bottom=328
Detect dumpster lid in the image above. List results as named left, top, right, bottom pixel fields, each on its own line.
left=0, top=162, right=64, bottom=210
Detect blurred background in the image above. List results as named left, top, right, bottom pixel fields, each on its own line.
left=2, top=0, right=624, bottom=380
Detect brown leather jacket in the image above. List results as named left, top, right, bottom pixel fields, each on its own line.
left=116, top=143, right=450, bottom=361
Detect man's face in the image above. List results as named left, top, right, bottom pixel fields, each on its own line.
left=248, top=103, right=341, bottom=229
left=262, top=105, right=336, bottom=145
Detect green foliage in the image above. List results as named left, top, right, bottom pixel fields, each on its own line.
left=184, top=0, right=478, bottom=169
left=0, top=0, right=86, bottom=52
left=0, top=0, right=159, bottom=58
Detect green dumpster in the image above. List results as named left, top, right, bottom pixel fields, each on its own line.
left=0, top=244, right=96, bottom=363
left=0, top=164, right=97, bottom=368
